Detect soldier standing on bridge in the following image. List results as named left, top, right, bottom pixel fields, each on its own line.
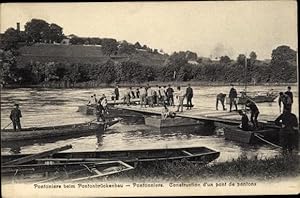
left=216, top=93, right=226, bottom=111
left=228, top=84, right=238, bottom=112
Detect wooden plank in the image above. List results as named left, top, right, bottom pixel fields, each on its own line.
left=3, top=145, right=72, bottom=166
left=69, top=161, right=134, bottom=182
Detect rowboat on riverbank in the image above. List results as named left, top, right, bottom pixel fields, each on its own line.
left=1, top=146, right=220, bottom=182
left=1, top=118, right=122, bottom=142
left=224, top=125, right=280, bottom=144
left=144, top=116, right=202, bottom=128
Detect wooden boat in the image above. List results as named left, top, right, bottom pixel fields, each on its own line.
left=144, top=116, right=202, bottom=128
left=2, top=146, right=220, bottom=165
left=1, top=146, right=220, bottom=181
left=224, top=125, right=279, bottom=144
left=1, top=118, right=122, bottom=142
left=226, top=92, right=278, bottom=105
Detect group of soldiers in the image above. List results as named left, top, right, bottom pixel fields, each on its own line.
left=113, top=84, right=194, bottom=112
left=8, top=84, right=298, bottom=154
left=223, top=85, right=298, bottom=154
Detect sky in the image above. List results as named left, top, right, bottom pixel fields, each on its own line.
left=0, top=1, right=297, bottom=60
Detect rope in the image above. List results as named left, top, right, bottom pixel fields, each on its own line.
left=254, top=133, right=282, bottom=149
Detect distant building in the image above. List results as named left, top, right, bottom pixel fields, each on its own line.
left=187, top=60, right=199, bottom=65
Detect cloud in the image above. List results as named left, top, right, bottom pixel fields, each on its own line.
left=210, top=43, right=234, bottom=59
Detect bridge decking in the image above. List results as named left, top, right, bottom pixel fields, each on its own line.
left=115, top=105, right=278, bottom=126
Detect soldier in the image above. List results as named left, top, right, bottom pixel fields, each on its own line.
left=285, top=86, right=293, bottom=111
left=216, top=93, right=227, bottom=110
left=229, top=84, right=238, bottom=112
left=10, top=103, right=22, bottom=131
left=278, top=92, right=292, bottom=113
left=114, top=85, right=120, bottom=100
left=275, top=109, right=298, bottom=154
left=245, top=99, right=260, bottom=130
left=186, top=84, right=193, bottom=110
left=95, top=102, right=105, bottom=122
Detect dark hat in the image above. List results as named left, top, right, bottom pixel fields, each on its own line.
left=14, top=103, right=19, bottom=106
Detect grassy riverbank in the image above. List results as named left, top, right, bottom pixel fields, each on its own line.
left=103, top=154, right=299, bottom=182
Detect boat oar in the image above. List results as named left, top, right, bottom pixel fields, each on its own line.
left=2, top=122, right=12, bottom=130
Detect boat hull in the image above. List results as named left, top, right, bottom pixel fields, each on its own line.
left=1, top=119, right=121, bottom=142
left=224, top=126, right=279, bottom=144
left=1, top=146, right=220, bottom=179
left=226, top=95, right=278, bottom=105
left=145, top=116, right=201, bottom=128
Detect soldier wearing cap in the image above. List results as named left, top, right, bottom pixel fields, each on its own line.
left=10, top=103, right=22, bottom=131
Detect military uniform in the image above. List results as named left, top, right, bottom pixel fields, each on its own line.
left=10, top=106, right=22, bottom=131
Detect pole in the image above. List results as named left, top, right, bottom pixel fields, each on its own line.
left=244, top=54, right=247, bottom=93
left=2, top=122, right=12, bottom=130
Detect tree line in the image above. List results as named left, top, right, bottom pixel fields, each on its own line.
left=0, top=18, right=297, bottom=87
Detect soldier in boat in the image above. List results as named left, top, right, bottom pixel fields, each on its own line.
left=274, top=109, right=298, bottom=154
left=10, top=103, right=22, bottom=131
left=95, top=102, right=105, bottom=122
left=245, top=99, right=260, bottom=130
left=87, top=95, right=97, bottom=107
left=228, top=84, right=238, bottom=112
left=100, top=94, right=108, bottom=114
left=161, top=105, right=176, bottom=120
left=216, top=93, right=227, bottom=111
left=285, top=86, right=293, bottom=111
left=278, top=92, right=292, bottom=113
left=238, top=110, right=250, bottom=131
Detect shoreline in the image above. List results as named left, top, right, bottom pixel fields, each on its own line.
left=1, top=81, right=298, bottom=89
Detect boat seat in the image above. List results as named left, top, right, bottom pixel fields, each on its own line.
left=181, top=150, right=193, bottom=156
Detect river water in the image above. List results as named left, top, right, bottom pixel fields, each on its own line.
left=1, top=85, right=298, bottom=162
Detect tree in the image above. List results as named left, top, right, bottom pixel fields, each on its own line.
left=185, top=51, right=198, bottom=60
left=101, top=38, right=118, bottom=56
left=48, top=23, right=64, bottom=43
left=25, top=19, right=50, bottom=43
left=270, top=45, right=297, bottom=82
left=249, top=51, right=257, bottom=61
left=118, top=41, right=136, bottom=55
left=237, top=54, right=246, bottom=66
left=0, top=49, right=18, bottom=85
left=1, top=28, right=20, bottom=50
left=70, top=36, right=85, bottom=45
left=271, top=45, right=296, bottom=65
left=220, top=56, right=231, bottom=64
